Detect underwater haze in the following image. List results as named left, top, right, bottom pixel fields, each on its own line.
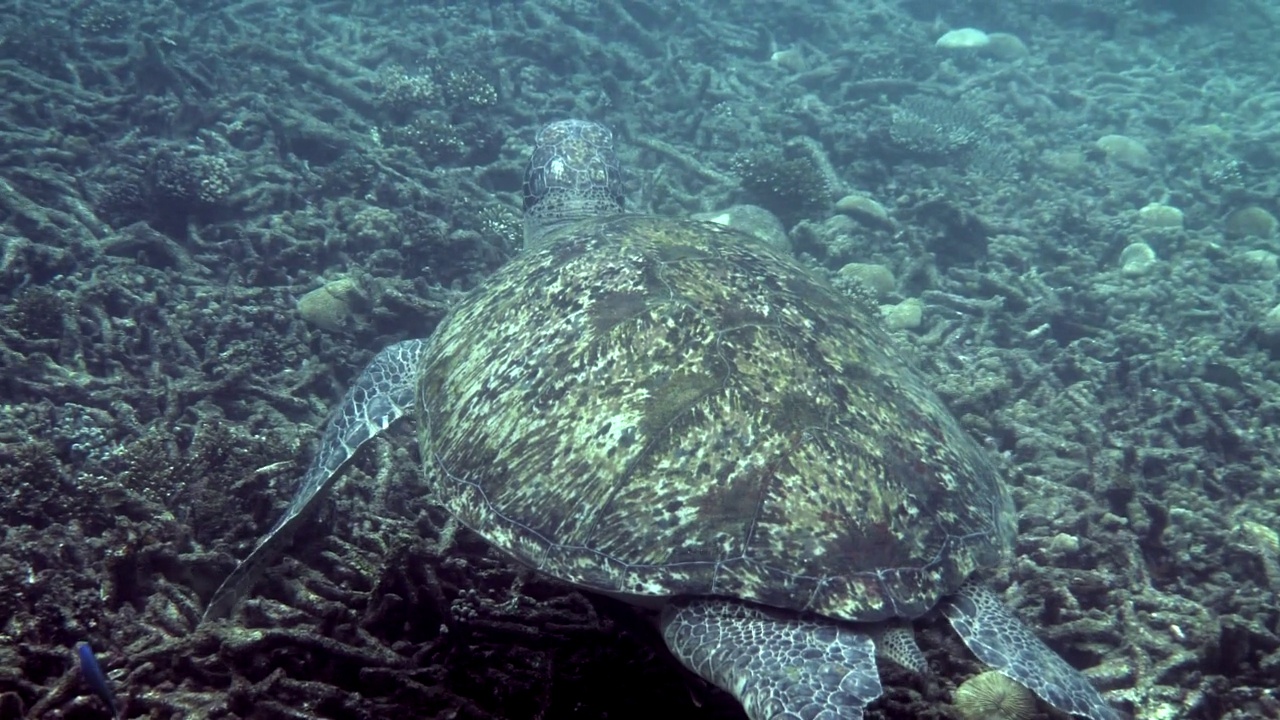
left=1, top=0, right=1279, bottom=718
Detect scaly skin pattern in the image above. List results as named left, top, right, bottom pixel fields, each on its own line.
left=416, top=214, right=1014, bottom=623
left=662, top=598, right=882, bottom=720
left=203, top=339, right=427, bottom=621
left=943, top=581, right=1123, bottom=720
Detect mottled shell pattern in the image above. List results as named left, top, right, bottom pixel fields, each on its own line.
left=415, top=211, right=1015, bottom=623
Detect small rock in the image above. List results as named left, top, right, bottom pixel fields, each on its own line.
left=1239, top=249, right=1279, bottom=275
left=1137, top=203, right=1183, bottom=229
left=936, top=28, right=990, bottom=50
left=1119, top=242, right=1158, bottom=277
left=297, top=277, right=368, bottom=332
left=1225, top=206, right=1278, bottom=239
left=1047, top=532, right=1081, bottom=555
left=1099, top=512, right=1128, bottom=530
left=834, top=194, right=892, bottom=227
left=1095, top=134, right=1153, bottom=169
left=770, top=47, right=805, bottom=73
left=838, top=263, right=895, bottom=300
left=881, top=298, right=923, bottom=330
left=984, top=32, right=1029, bottom=60
left=1238, top=521, right=1280, bottom=556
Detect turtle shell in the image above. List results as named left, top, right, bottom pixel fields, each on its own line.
left=416, top=215, right=1014, bottom=622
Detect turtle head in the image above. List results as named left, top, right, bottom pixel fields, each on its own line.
left=522, top=119, right=624, bottom=247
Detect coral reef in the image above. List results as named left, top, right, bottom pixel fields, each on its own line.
left=2, top=0, right=1279, bottom=718
left=731, top=145, right=834, bottom=224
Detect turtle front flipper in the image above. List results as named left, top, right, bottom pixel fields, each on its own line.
left=942, top=580, right=1123, bottom=720
left=202, top=339, right=428, bottom=622
left=661, top=598, right=883, bottom=720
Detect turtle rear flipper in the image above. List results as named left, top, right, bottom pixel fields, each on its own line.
left=942, top=580, right=1123, bottom=720
left=870, top=621, right=928, bottom=674
left=202, top=339, right=428, bottom=622
left=662, top=598, right=883, bottom=720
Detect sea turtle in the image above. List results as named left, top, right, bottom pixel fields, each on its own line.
left=205, top=120, right=1122, bottom=720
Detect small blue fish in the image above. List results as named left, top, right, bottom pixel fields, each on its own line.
left=75, top=642, right=118, bottom=718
